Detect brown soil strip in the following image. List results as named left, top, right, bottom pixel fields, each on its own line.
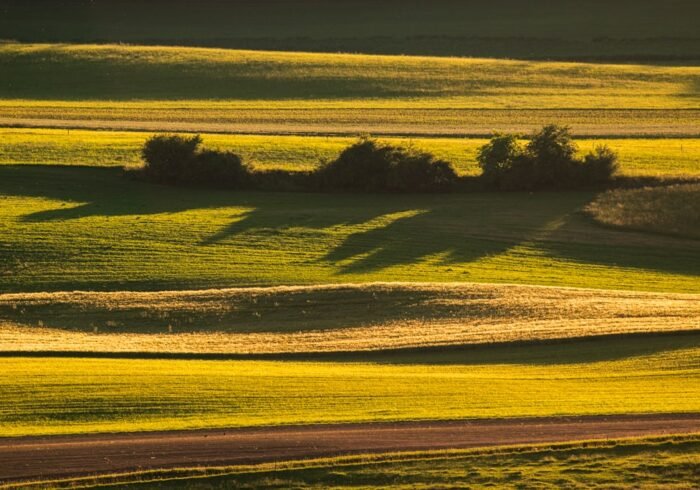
left=1, top=413, right=699, bottom=483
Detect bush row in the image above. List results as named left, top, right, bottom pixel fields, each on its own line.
left=137, top=125, right=618, bottom=193
left=138, top=134, right=458, bottom=192
left=477, top=125, right=618, bottom=190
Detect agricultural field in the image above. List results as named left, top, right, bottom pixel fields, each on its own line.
left=2, top=128, right=700, bottom=176
left=1, top=2, right=699, bottom=488
left=2, top=333, right=700, bottom=437
left=2, top=165, right=700, bottom=293
left=2, top=0, right=699, bottom=60
left=1, top=44, right=700, bottom=137
left=2, top=283, right=700, bottom=355
left=84, top=437, right=700, bottom=489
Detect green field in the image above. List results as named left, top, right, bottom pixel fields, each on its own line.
left=2, top=0, right=700, bottom=60
left=2, top=128, right=700, bottom=177
left=2, top=165, right=699, bottom=293
left=1, top=44, right=699, bottom=137
left=2, top=333, right=699, bottom=437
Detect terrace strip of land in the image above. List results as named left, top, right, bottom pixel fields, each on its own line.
left=1, top=43, right=699, bottom=138
left=2, top=414, right=699, bottom=485
left=2, top=283, right=699, bottom=355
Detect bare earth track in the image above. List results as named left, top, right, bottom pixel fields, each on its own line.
left=1, top=414, right=699, bottom=484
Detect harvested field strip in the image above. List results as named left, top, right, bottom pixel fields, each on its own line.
left=3, top=110, right=700, bottom=138
left=80, top=436, right=700, bottom=490
left=1, top=418, right=699, bottom=485
left=2, top=166, right=700, bottom=293
left=1, top=283, right=699, bottom=354
left=1, top=337, right=699, bottom=436
left=2, top=128, right=699, bottom=177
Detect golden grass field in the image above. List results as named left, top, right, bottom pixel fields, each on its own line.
left=1, top=283, right=699, bottom=355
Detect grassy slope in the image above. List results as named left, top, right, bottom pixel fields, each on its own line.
left=1, top=44, right=699, bottom=136
left=2, top=284, right=699, bottom=355
left=2, top=333, right=699, bottom=437
left=2, top=128, right=700, bottom=177
left=2, top=0, right=700, bottom=60
left=1, top=165, right=700, bottom=293
left=587, top=184, right=700, bottom=239
left=104, top=437, right=700, bottom=490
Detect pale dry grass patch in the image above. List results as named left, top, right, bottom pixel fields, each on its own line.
left=1, top=282, right=698, bottom=354
left=587, top=184, right=700, bottom=239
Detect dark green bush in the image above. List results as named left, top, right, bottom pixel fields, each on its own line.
left=386, top=152, right=457, bottom=192
left=318, top=137, right=457, bottom=192
left=582, top=144, right=619, bottom=184
left=141, top=134, right=201, bottom=184
left=477, top=125, right=618, bottom=190
left=252, top=169, right=316, bottom=192
left=477, top=133, right=521, bottom=185
left=140, top=134, right=251, bottom=188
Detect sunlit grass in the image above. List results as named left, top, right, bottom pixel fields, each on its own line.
left=1, top=166, right=699, bottom=293
left=1, top=128, right=699, bottom=177
left=2, top=44, right=698, bottom=105
left=1, top=43, right=699, bottom=137
left=2, top=333, right=699, bottom=437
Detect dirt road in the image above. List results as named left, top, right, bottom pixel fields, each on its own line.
left=2, top=413, right=699, bottom=483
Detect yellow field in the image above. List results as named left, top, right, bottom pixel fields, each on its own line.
left=1, top=128, right=699, bottom=177
left=2, top=334, right=699, bottom=437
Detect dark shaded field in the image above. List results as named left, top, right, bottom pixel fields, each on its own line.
left=2, top=0, right=700, bottom=60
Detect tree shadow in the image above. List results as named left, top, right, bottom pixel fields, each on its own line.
left=284, top=331, right=700, bottom=366
left=538, top=212, right=700, bottom=277
left=2, top=165, right=698, bottom=281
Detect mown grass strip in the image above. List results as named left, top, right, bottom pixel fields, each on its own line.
left=1, top=333, right=699, bottom=437
left=1, top=165, right=699, bottom=293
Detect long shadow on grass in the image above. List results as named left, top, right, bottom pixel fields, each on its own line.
left=3, top=165, right=699, bottom=279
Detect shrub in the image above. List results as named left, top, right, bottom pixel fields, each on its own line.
left=582, top=144, right=619, bottom=184
left=525, top=124, right=578, bottom=188
left=386, top=152, right=457, bottom=192
left=317, top=137, right=395, bottom=192
left=184, top=149, right=251, bottom=188
left=141, top=134, right=201, bottom=184
left=252, top=169, right=316, bottom=192
left=477, top=133, right=522, bottom=185
left=140, top=134, right=251, bottom=188
left=477, top=125, right=617, bottom=190
left=318, top=137, right=457, bottom=192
